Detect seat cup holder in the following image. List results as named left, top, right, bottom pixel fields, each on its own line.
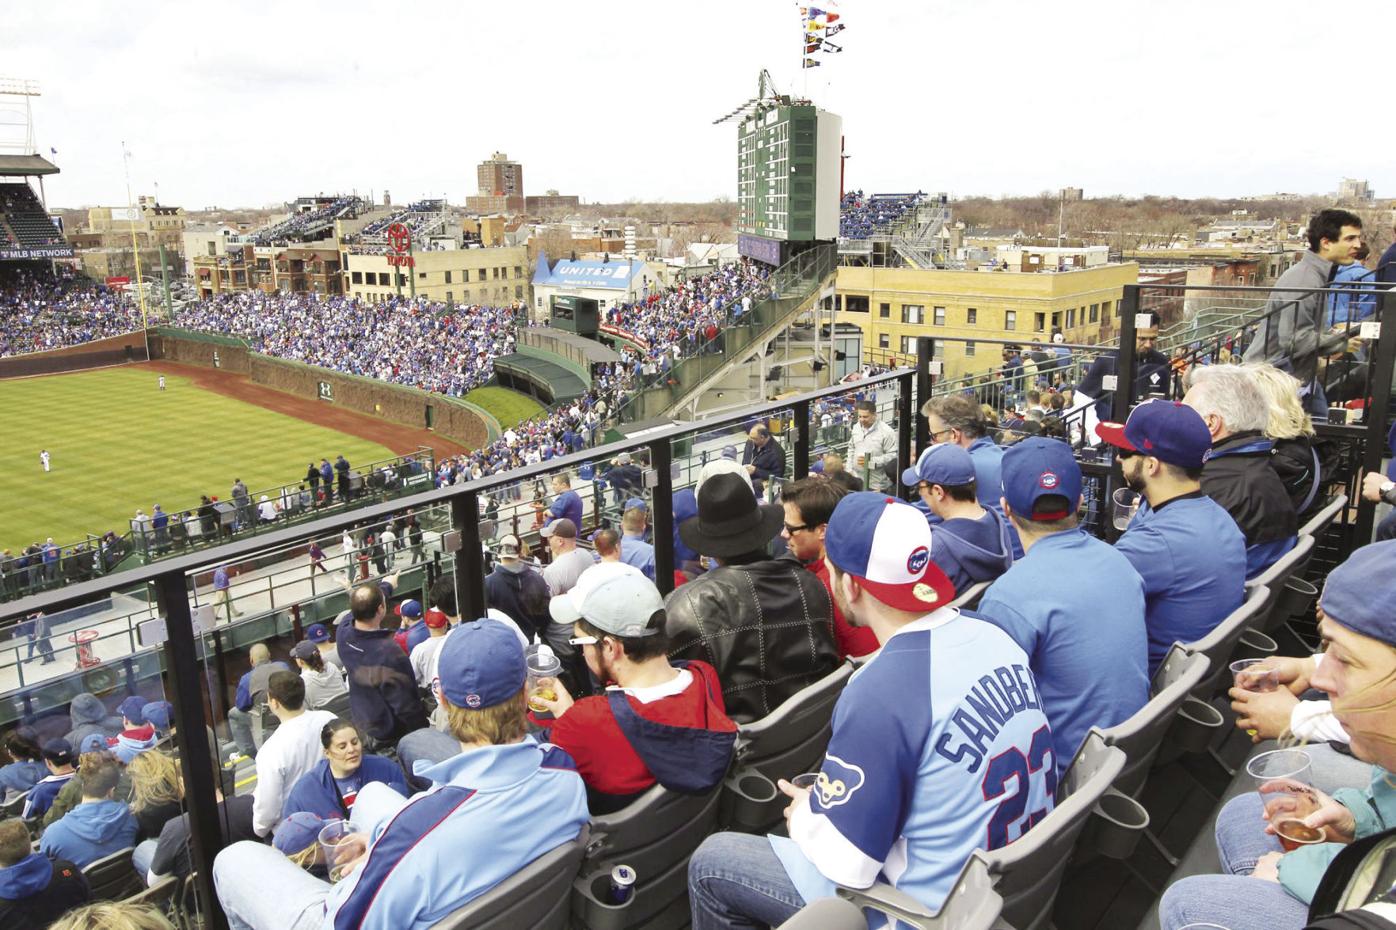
left=1166, top=695, right=1225, bottom=755
left=1277, top=578, right=1318, bottom=623
left=573, top=870, right=637, bottom=930
left=720, top=768, right=781, bottom=834
left=1233, top=629, right=1278, bottom=662
left=1087, top=788, right=1151, bottom=860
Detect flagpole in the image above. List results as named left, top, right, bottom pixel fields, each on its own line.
left=122, top=142, right=151, bottom=359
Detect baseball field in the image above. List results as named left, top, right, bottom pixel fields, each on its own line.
left=0, top=365, right=395, bottom=554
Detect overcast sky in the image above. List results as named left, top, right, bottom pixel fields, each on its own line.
left=5, top=0, right=1393, bottom=210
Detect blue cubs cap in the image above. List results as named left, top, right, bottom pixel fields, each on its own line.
left=142, top=701, right=173, bottom=731
left=825, top=493, right=956, bottom=612
left=305, top=623, right=330, bottom=643
left=79, top=734, right=106, bottom=754
left=1319, top=540, right=1396, bottom=646
left=624, top=497, right=647, bottom=513
left=118, top=696, right=147, bottom=723
left=901, top=443, right=976, bottom=489
left=394, top=599, right=422, bottom=620
left=273, top=811, right=326, bottom=855
left=1001, top=437, right=1082, bottom=521
left=436, top=617, right=526, bottom=709
left=1096, top=400, right=1212, bottom=469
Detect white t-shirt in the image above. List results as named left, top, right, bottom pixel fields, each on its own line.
left=410, top=635, right=449, bottom=690
left=251, top=709, right=337, bottom=837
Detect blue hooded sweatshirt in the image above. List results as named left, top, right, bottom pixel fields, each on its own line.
left=38, top=799, right=138, bottom=867
left=0, top=761, right=47, bottom=795
left=0, top=853, right=57, bottom=900
left=930, top=508, right=1016, bottom=594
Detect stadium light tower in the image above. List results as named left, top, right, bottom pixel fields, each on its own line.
left=0, top=78, right=42, bottom=156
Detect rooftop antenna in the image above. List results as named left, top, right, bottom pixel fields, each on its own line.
left=713, top=69, right=786, bottom=125
left=0, top=77, right=42, bottom=155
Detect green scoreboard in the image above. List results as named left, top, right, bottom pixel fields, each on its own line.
left=737, top=104, right=842, bottom=246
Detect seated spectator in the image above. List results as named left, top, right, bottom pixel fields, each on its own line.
left=1158, top=541, right=1396, bottom=930
left=976, top=437, right=1148, bottom=773
left=23, top=739, right=75, bottom=820
left=39, top=753, right=138, bottom=867
left=106, top=697, right=158, bottom=765
left=688, top=492, right=1054, bottom=926
left=281, top=718, right=407, bottom=822
left=409, top=609, right=450, bottom=689
left=0, top=817, right=89, bottom=930
left=140, top=703, right=174, bottom=742
left=780, top=477, right=878, bottom=658
left=142, top=793, right=257, bottom=886
left=484, top=534, right=551, bottom=645
left=290, top=641, right=347, bottom=711
left=902, top=444, right=1015, bottom=592
left=741, top=425, right=786, bottom=498
left=336, top=579, right=427, bottom=746
left=532, top=563, right=736, bottom=813
left=50, top=901, right=175, bottom=930
left=0, top=731, right=46, bottom=796
left=63, top=694, right=122, bottom=751
left=42, top=745, right=130, bottom=829
left=250, top=671, right=337, bottom=838
left=304, top=623, right=343, bottom=671
left=618, top=508, right=657, bottom=580
left=214, top=618, right=589, bottom=929
left=227, top=643, right=291, bottom=761
left=820, top=452, right=863, bottom=492
left=666, top=472, right=840, bottom=722
left=541, top=519, right=596, bottom=594
left=1183, top=364, right=1299, bottom=577
left=391, top=600, right=426, bottom=655
left=920, top=393, right=1006, bottom=508
left=1097, top=400, right=1247, bottom=673
left=1250, top=363, right=1328, bottom=517
left=127, top=751, right=182, bottom=843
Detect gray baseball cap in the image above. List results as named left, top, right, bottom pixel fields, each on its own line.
left=548, top=562, right=664, bottom=637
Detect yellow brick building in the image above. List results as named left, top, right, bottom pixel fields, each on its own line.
left=343, top=245, right=530, bottom=306
left=835, top=262, right=1138, bottom=381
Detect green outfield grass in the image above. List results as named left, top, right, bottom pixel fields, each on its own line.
left=0, top=367, right=392, bottom=553
left=462, top=385, right=546, bottom=429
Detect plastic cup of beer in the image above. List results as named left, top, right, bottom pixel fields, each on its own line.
left=790, top=772, right=820, bottom=791
left=1273, top=818, right=1327, bottom=852
left=527, top=650, right=563, bottom=718
left=1111, top=488, right=1140, bottom=531
left=1230, top=659, right=1280, bottom=693
left=318, top=819, right=361, bottom=883
left=1246, top=749, right=1318, bottom=827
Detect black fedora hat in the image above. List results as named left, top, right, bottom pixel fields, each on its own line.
left=679, top=472, right=784, bottom=558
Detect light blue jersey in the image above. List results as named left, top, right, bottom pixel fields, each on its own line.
left=770, top=608, right=1054, bottom=926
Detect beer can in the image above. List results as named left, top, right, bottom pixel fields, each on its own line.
left=609, top=864, right=636, bottom=905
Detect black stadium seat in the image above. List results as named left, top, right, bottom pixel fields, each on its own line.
left=83, top=846, right=143, bottom=901
left=431, top=827, right=589, bottom=930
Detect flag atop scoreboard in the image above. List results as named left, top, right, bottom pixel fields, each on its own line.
left=736, top=103, right=841, bottom=262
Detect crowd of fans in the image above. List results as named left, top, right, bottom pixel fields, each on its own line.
left=0, top=270, right=139, bottom=358
left=838, top=189, right=926, bottom=239
left=251, top=198, right=361, bottom=247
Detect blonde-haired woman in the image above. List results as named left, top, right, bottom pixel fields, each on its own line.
left=128, top=751, right=183, bottom=880
left=1245, top=363, right=1323, bottom=515
left=50, top=902, right=175, bottom=930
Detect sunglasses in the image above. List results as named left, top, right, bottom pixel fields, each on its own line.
left=568, top=635, right=600, bottom=646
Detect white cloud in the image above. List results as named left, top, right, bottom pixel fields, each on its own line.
left=5, top=0, right=1393, bottom=208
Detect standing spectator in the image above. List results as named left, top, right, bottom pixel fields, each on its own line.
left=334, top=455, right=352, bottom=501
left=226, top=643, right=290, bottom=761
left=1097, top=400, right=1247, bottom=674
left=976, top=437, right=1148, bottom=773
left=231, top=479, right=251, bottom=530
left=38, top=754, right=137, bottom=868
left=921, top=393, right=1006, bottom=510
left=249, top=671, right=337, bottom=838
left=212, top=563, right=242, bottom=620
left=0, top=817, right=90, bottom=928
left=1183, top=364, right=1299, bottom=577
left=378, top=524, right=397, bottom=571
left=1073, top=311, right=1170, bottom=431
left=541, top=520, right=595, bottom=595
left=543, top=473, right=583, bottom=529
left=666, top=472, right=839, bottom=722
left=305, top=463, right=320, bottom=503
left=22, top=612, right=54, bottom=665
left=150, top=506, right=169, bottom=554
left=197, top=496, right=216, bottom=537
left=534, top=564, right=737, bottom=813
left=336, top=579, right=427, bottom=746
left=41, top=540, right=58, bottom=585
left=781, top=478, right=877, bottom=659
left=902, top=444, right=1015, bottom=593
left=742, top=424, right=786, bottom=499
left=485, top=535, right=551, bottom=645
left=846, top=400, right=898, bottom=493
left=319, top=459, right=334, bottom=500
left=213, top=619, right=589, bottom=930
left=1245, top=209, right=1364, bottom=418
left=618, top=507, right=656, bottom=579
left=307, top=540, right=328, bottom=577
left=687, top=493, right=1053, bottom=928
left=340, top=530, right=357, bottom=585
left=603, top=454, right=644, bottom=506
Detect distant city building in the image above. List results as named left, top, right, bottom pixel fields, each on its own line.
left=1061, top=187, right=1084, bottom=202
left=1337, top=178, right=1374, bottom=203
left=478, top=152, right=523, bottom=199
left=344, top=245, right=530, bottom=306
left=192, top=243, right=342, bottom=298
left=525, top=190, right=581, bottom=215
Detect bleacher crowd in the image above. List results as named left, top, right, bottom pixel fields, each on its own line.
left=251, top=199, right=361, bottom=247
left=0, top=270, right=139, bottom=358
left=838, top=189, right=925, bottom=239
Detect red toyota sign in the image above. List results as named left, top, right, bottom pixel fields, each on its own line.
left=105, top=276, right=130, bottom=290
left=386, top=223, right=412, bottom=254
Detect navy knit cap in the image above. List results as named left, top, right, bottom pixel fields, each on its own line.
left=1320, top=540, right=1396, bottom=645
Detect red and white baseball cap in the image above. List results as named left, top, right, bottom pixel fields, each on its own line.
left=824, top=493, right=955, bottom=612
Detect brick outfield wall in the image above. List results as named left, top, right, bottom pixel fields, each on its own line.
left=0, top=331, right=150, bottom=379
left=150, top=332, right=490, bottom=449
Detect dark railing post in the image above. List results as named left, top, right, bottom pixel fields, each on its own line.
left=1354, top=290, right=1396, bottom=544
left=153, top=570, right=227, bottom=930
left=897, top=371, right=914, bottom=491
left=650, top=440, right=675, bottom=595
left=792, top=399, right=811, bottom=480
left=914, top=336, right=935, bottom=454
left=451, top=492, right=486, bottom=621
left=1111, top=285, right=1142, bottom=425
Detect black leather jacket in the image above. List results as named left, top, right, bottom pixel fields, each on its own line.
left=664, top=555, right=839, bottom=723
